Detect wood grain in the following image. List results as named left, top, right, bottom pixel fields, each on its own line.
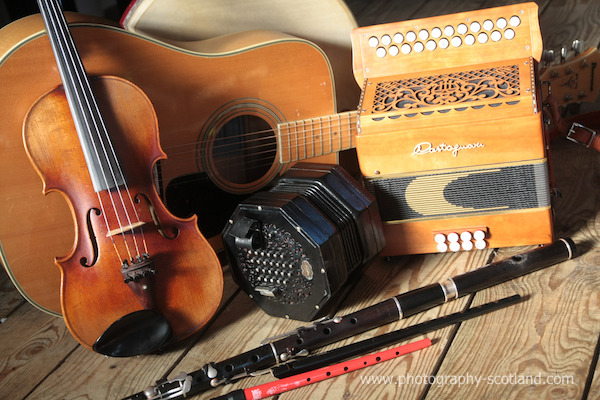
left=0, top=300, right=78, bottom=399
left=1, top=1, right=599, bottom=399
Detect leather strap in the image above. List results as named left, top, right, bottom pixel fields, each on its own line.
left=545, top=94, right=600, bottom=152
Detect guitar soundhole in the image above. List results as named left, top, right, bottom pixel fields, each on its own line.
left=212, top=115, right=276, bottom=185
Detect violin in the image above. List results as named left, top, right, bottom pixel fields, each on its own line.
left=22, top=0, right=223, bottom=356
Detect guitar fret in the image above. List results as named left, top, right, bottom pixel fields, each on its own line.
left=302, top=118, right=307, bottom=160
left=277, top=111, right=358, bottom=164
left=337, top=113, right=342, bottom=152
left=291, top=121, right=298, bottom=162
left=310, top=118, right=316, bottom=157
left=329, top=115, right=334, bottom=156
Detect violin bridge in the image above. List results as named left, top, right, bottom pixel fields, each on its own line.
left=106, top=221, right=146, bottom=237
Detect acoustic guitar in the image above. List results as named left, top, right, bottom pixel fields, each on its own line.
left=0, top=13, right=356, bottom=316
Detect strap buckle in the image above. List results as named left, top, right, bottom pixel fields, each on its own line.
left=567, top=123, right=597, bottom=148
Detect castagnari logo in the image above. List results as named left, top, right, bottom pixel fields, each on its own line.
left=412, top=141, right=485, bottom=157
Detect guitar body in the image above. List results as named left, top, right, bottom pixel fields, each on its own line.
left=0, top=14, right=338, bottom=315
left=121, top=0, right=360, bottom=112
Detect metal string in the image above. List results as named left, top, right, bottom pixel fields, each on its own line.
left=39, top=0, right=148, bottom=262
left=159, top=113, right=358, bottom=182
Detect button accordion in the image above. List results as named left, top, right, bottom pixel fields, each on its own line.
left=350, top=2, right=553, bottom=255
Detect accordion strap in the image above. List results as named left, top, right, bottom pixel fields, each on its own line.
left=545, top=94, right=600, bottom=151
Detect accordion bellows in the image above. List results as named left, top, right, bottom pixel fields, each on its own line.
left=351, top=2, right=553, bottom=255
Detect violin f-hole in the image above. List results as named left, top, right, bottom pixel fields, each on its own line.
left=134, top=193, right=179, bottom=240
left=80, top=207, right=101, bottom=268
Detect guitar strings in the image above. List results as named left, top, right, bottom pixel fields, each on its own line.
left=161, top=112, right=358, bottom=154
left=157, top=116, right=357, bottom=173
left=42, top=0, right=148, bottom=263
left=158, top=128, right=355, bottom=177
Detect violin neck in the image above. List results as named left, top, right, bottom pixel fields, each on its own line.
left=37, top=0, right=125, bottom=192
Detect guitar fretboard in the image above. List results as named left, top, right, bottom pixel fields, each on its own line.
left=277, top=111, right=358, bottom=164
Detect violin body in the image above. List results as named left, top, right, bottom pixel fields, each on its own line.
left=23, top=74, right=224, bottom=351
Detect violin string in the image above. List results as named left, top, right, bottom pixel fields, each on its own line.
left=42, top=0, right=129, bottom=260
left=62, top=7, right=149, bottom=257
left=44, top=0, right=147, bottom=260
left=38, top=0, right=130, bottom=259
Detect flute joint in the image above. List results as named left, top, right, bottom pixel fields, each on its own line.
left=142, top=372, right=192, bottom=400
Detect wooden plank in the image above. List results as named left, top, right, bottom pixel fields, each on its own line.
left=423, top=135, right=600, bottom=398
left=0, top=302, right=78, bottom=399
left=425, top=246, right=599, bottom=399
left=1, top=2, right=599, bottom=400
left=267, top=251, right=497, bottom=399
left=0, top=264, right=26, bottom=319
left=1, top=267, right=239, bottom=399
left=588, top=337, right=600, bottom=397
left=151, top=249, right=495, bottom=400
left=538, top=0, right=600, bottom=53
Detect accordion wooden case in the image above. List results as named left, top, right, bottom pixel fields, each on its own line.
left=350, top=3, right=554, bottom=255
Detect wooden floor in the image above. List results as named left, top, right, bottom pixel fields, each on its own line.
left=2, top=0, right=600, bottom=399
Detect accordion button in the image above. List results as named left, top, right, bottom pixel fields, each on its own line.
left=447, top=232, right=459, bottom=243
left=474, top=230, right=486, bottom=241
left=449, top=242, right=461, bottom=252
left=504, top=29, right=516, bottom=40
left=475, top=240, right=487, bottom=250
left=437, top=243, right=449, bottom=253
left=434, top=233, right=446, bottom=244
left=462, top=241, right=474, bottom=251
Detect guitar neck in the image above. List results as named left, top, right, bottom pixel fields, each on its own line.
left=277, top=111, right=358, bottom=164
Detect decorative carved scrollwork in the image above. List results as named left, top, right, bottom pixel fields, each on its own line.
left=373, top=65, right=520, bottom=113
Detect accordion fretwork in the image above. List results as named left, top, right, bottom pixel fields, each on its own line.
left=351, top=2, right=553, bottom=255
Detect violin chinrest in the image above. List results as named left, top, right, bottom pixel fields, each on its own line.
left=93, top=309, right=172, bottom=357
